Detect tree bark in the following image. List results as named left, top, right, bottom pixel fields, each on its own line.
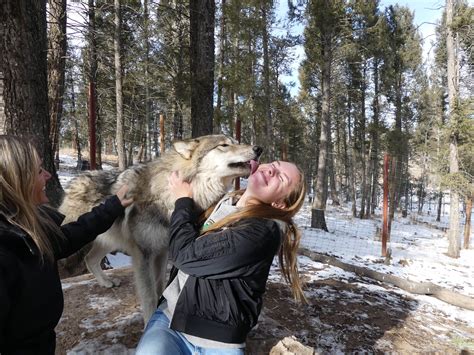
left=446, top=0, right=460, bottom=258
left=114, top=0, right=126, bottom=170
left=67, top=71, right=81, bottom=163
left=311, top=38, right=331, bottom=232
left=171, top=2, right=186, bottom=141
left=143, top=0, right=151, bottom=160
left=437, top=190, right=443, bottom=222
left=369, top=59, right=380, bottom=214
left=87, top=0, right=97, bottom=170
left=190, top=0, right=215, bottom=137
left=0, top=0, right=63, bottom=206
left=464, top=195, right=472, bottom=249
left=261, top=4, right=273, bottom=161
left=346, top=91, right=357, bottom=216
left=359, top=65, right=368, bottom=219
left=214, top=0, right=226, bottom=133
left=47, top=0, right=67, bottom=169
left=388, top=156, right=397, bottom=236
left=328, top=132, right=340, bottom=206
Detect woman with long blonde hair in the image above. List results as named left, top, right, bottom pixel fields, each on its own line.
left=0, top=135, right=133, bottom=354
left=137, top=160, right=306, bottom=355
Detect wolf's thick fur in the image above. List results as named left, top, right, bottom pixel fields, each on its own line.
left=59, top=135, right=262, bottom=322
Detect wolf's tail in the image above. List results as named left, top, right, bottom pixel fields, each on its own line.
left=59, top=170, right=121, bottom=224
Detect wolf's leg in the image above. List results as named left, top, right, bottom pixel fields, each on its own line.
left=85, top=235, right=121, bottom=288
left=153, top=250, right=169, bottom=301
left=133, top=251, right=158, bottom=324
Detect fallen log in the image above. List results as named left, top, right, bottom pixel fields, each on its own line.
left=299, top=248, right=474, bottom=311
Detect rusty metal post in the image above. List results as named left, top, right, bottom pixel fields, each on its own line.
left=382, top=153, right=390, bottom=256
left=159, top=113, right=165, bottom=155
left=234, top=117, right=241, bottom=190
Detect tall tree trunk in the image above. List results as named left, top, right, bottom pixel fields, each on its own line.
left=389, top=74, right=404, bottom=230
left=261, top=4, right=273, bottom=161
left=190, top=0, right=215, bottom=137
left=437, top=190, right=443, bottom=222
left=87, top=0, right=97, bottom=170
left=68, top=73, right=81, bottom=163
left=172, top=2, right=185, bottom=140
left=334, top=113, right=343, bottom=201
left=346, top=91, right=357, bottom=216
left=328, top=134, right=340, bottom=206
left=311, top=41, right=331, bottom=232
left=464, top=195, right=472, bottom=249
left=418, top=181, right=424, bottom=214
left=144, top=0, right=151, bottom=161
left=0, top=71, right=4, bottom=133
left=370, top=60, right=380, bottom=214
left=403, top=159, right=410, bottom=217
left=388, top=156, right=397, bottom=235
left=446, top=0, right=460, bottom=258
left=96, top=110, right=102, bottom=169
left=342, top=99, right=350, bottom=202
left=359, top=65, right=368, bottom=219
left=365, top=139, right=373, bottom=217
left=365, top=56, right=379, bottom=217
left=436, top=93, right=445, bottom=222
left=172, top=91, right=183, bottom=140
left=114, top=0, right=126, bottom=170
left=47, top=0, right=67, bottom=169
left=0, top=0, right=63, bottom=206
left=215, top=0, right=226, bottom=132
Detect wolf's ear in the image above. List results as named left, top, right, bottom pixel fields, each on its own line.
left=173, top=139, right=200, bottom=160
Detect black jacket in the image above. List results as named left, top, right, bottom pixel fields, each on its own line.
left=0, top=196, right=124, bottom=355
left=164, top=197, right=283, bottom=344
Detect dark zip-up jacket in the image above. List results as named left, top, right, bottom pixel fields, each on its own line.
left=164, top=197, right=283, bottom=344
left=0, top=196, right=124, bottom=355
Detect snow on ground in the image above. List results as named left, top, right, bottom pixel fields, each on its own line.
left=55, top=153, right=474, bottom=353
left=295, top=201, right=474, bottom=298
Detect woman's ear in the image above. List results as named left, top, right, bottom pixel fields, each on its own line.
left=271, top=201, right=287, bottom=209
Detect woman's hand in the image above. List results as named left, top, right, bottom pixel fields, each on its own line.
left=168, top=171, right=193, bottom=200
left=115, top=185, right=134, bottom=207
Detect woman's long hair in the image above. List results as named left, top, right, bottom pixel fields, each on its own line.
left=0, top=136, right=58, bottom=263
left=202, top=166, right=307, bottom=302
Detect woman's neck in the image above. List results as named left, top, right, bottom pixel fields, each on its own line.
left=235, top=191, right=258, bottom=208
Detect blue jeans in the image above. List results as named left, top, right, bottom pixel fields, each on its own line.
left=136, top=309, right=245, bottom=355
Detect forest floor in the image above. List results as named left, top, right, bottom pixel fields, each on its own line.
left=56, top=262, right=474, bottom=354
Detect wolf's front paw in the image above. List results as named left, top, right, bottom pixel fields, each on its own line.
left=98, top=277, right=121, bottom=288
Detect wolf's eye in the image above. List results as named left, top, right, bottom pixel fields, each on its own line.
left=220, top=144, right=229, bottom=147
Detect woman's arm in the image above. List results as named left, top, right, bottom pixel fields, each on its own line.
left=55, top=185, right=133, bottom=260
left=55, top=196, right=125, bottom=259
left=168, top=198, right=281, bottom=279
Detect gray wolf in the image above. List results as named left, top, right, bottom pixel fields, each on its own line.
left=59, top=135, right=262, bottom=322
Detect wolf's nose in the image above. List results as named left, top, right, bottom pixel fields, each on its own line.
left=253, top=146, right=263, bottom=157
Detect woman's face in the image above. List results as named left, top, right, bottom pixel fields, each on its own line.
left=246, top=161, right=300, bottom=208
left=32, top=163, right=52, bottom=205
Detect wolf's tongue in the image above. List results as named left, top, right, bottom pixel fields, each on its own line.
left=250, top=160, right=259, bottom=175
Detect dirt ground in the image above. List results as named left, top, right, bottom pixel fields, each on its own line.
left=56, top=266, right=474, bottom=354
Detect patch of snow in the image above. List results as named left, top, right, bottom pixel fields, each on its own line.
left=107, top=253, right=132, bottom=268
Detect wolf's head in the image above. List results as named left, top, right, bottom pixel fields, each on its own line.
left=173, top=134, right=262, bottom=182
left=170, top=134, right=263, bottom=208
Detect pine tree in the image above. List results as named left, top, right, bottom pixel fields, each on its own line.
left=0, top=0, right=63, bottom=205
left=190, top=0, right=215, bottom=136
left=303, top=0, right=347, bottom=231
